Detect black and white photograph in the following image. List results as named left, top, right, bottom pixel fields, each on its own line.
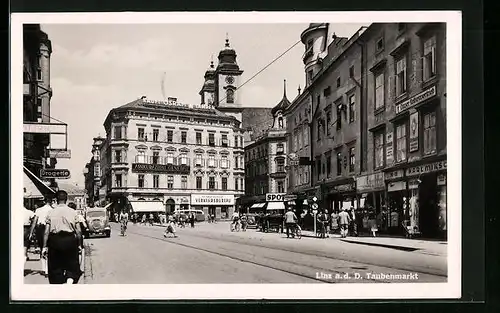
left=11, top=11, right=462, bottom=300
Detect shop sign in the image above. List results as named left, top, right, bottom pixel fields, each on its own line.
left=191, top=194, right=234, bottom=206
left=408, top=179, right=420, bottom=189
left=47, top=149, right=71, bottom=159
left=356, top=173, right=385, bottom=192
left=266, top=193, right=286, bottom=202
left=40, top=168, right=71, bottom=179
left=406, top=160, right=447, bottom=177
left=132, top=163, right=190, bottom=174
left=386, top=132, right=394, bottom=165
left=388, top=181, right=406, bottom=192
left=395, top=86, right=437, bottom=114
left=180, top=197, right=190, bottom=204
left=333, top=182, right=355, bottom=192
left=283, top=194, right=297, bottom=202
left=409, top=112, right=419, bottom=152
left=437, top=174, right=447, bottom=186
left=385, top=169, right=404, bottom=181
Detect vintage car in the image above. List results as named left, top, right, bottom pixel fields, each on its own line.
left=245, top=214, right=259, bottom=229
left=85, top=207, right=111, bottom=237
left=256, top=212, right=285, bottom=233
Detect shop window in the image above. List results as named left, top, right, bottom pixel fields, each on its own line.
left=336, top=152, right=342, bottom=176
left=396, top=56, right=408, bottom=97
left=196, top=132, right=202, bottom=144
left=196, top=176, right=202, bottom=189
left=153, top=175, right=159, bottom=189
left=138, top=127, right=145, bottom=140
left=153, top=129, right=159, bottom=142
left=375, top=72, right=385, bottom=110
left=222, top=177, right=228, bottom=190
left=374, top=131, right=385, bottom=169
left=396, top=123, right=407, bottom=162
left=167, top=130, right=173, bottom=143
left=423, top=111, right=437, bottom=155
left=348, top=94, right=356, bottom=123
left=152, top=151, right=159, bottom=164
left=349, top=147, right=355, bottom=173
left=138, top=174, right=145, bottom=188
left=167, top=175, right=174, bottom=189
left=181, top=176, right=187, bottom=189
left=423, top=36, right=437, bottom=81
left=115, top=174, right=122, bottom=188
left=181, top=131, right=187, bottom=143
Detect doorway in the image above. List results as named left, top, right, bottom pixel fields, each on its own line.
left=418, top=173, right=439, bottom=238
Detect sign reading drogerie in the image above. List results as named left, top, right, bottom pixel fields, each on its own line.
left=395, top=86, right=437, bottom=114
left=40, top=169, right=71, bottom=179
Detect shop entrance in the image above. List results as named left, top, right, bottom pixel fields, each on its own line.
left=418, top=173, right=440, bottom=238
left=165, top=198, right=175, bottom=213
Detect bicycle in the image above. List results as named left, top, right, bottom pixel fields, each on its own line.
left=230, top=220, right=241, bottom=232
left=290, top=223, right=302, bottom=239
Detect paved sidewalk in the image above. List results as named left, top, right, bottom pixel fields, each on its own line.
left=24, top=251, right=48, bottom=284
left=339, top=237, right=447, bottom=256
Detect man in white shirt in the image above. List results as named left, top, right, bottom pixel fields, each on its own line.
left=24, top=206, right=35, bottom=261
left=33, top=199, right=53, bottom=256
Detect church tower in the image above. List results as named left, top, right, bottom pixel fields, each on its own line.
left=271, top=80, right=290, bottom=130
left=199, top=59, right=216, bottom=107
left=214, top=35, right=244, bottom=122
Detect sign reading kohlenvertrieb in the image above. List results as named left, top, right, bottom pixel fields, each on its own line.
left=40, top=169, right=71, bottom=179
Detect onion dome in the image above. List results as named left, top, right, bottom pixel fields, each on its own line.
left=217, top=36, right=240, bottom=72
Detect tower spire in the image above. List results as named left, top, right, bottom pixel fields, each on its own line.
left=283, top=79, right=287, bottom=100
left=298, top=85, right=301, bottom=95
left=225, top=32, right=230, bottom=47
left=210, top=54, right=214, bottom=68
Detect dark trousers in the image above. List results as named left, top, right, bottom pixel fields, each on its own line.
left=35, top=225, right=46, bottom=250
left=285, top=223, right=295, bottom=237
left=47, top=232, right=81, bottom=284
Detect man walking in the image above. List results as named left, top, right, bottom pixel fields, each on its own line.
left=338, top=208, right=351, bottom=238
left=284, top=208, right=298, bottom=238
left=24, top=206, right=36, bottom=261
left=42, top=190, right=83, bottom=284
left=32, top=198, right=53, bottom=273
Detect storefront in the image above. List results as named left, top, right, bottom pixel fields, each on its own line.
left=356, top=172, right=386, bottom=233
left=323, top=179, right=356, bottom=213
left=265, top=193, right=286, bottom=212
left=191, top=194, right=235, bottom=220
left=384, top=169, right=407, bottom=235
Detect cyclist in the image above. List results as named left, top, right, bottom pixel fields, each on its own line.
left=119, top=210, right=129, bottom=236
left=230, top=211, right=240, bottom=232
left=284, top=208, right=298, bottom=238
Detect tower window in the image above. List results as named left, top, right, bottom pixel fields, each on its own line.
left=226, top=89, right=234, bottom=103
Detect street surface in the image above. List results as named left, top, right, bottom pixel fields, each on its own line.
left=80, top=221, right=447, bottom=284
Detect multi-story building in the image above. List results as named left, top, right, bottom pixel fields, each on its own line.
left=83, top=136, right=105, bottom=206
left=241, top=82, right=290, bottom=211
left=359, top=23, right=447, bottom=238
left=23, top=24, right=57, bottom=202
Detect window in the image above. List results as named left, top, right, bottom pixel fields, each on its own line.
left=196, top=132, right=202, bottom=145
left=277, top=143, right=284, bottom=154
left=323, top=86, right=331, bottom=97
left=336, top=77, right=341, bottom=88
left=316, top=158, right=321, bottom=180
left=326, top=154, right=332, bottom=177
left=396, top=56, right=407, bottom=96
left=278, top=117, right=284, bottom=129
left=166, top=152, right=174, bottom=164
left=195, top=154, right=203, bottom=166
left=276, top=158, right=285, bottom=172
left=298, top=129, right=303, bottom=148
left=293, top=133, right=298, bottom=151
left=304, top=127, right=309, bottom=146
left=153, top=129, right=159, bottom=142
left=240, top=136, right=243, bottom=147
left=336, top=152, right=342, bottom=176
left=423, top=111, right=437, bottom=155
left=181, top=131, right=187, bottom=143
left=349, top=65, right=355, bottom=78
left=136, top=150, right=146, bottom=163
left=240, top=178, right=244, bottom=191
left=234, top=136, right=239, bottom=148
left=115, top=174, right=122, bottom=188
left=349, top=94, right=356, bottom=123
left=152, top=151, right=159, bottom=164
left=226, top=89, right=234, bottom=103
left=221, top=134, right=228, bottom=147
left=179, top=154, right=188, bottom=165
left=423, top=36, right=437, bottom=81
left=376, top=37, right=384, bottom=52
left=208, top=155, right=216, bottom=167
left=222, top=177, right=228, bottom=190
left=220, top=156, right=229, bottom=169
left=336, top=103, right=342, bottom=130
left=396, top=123, right=407, bottom=162
left=326, top=108, right=332, bottom=135
left=153, top=175, right=159, bottom=188
left=114, top=126, right=122, bottom=139
left=138, top=174, right=145, bottom=188
left=375, top=72, right=385, bottom=110
left=181, top=176, right=187, bottom=189
left=235, top=178, right=239, bottom=191
left=115, top=150, right=122, bottom=163
left=277, top=180, right=285, bottom=193
left=374, top=132, right=385, bottom=169
left=209, top=177, right=216, bottom=190
left=167, top=130, right=173, bottom=143
left=349, top=147, right=355, bottom=173
left=317, top=122, right=322, bottom=141
left=138, top=128, right=145, bottom=140
left=167, top=175, right=174, bottom=189
left=208, top=133, right=215, bottom=146
left=36, top=56, right=43, bottom=80
left=196, top=176, right=202, bottom=189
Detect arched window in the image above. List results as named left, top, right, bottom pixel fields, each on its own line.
left=226, top=89, right=234, bottom=103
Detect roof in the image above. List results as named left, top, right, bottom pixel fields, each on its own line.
left=271, top=80, right=291, bottom=115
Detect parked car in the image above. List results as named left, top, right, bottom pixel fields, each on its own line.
left=85, top=207, right=111, bottom=237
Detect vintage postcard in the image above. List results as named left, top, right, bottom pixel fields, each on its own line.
left=11, top=11, right=462, bottom=300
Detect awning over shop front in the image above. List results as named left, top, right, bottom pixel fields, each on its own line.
left=266, top=202, right=285, bottom=210
left=250, top=203, right=266, bottom=209
left=103, top=202, right=113, bottom=210
left=129, top=201, right=164, bottom=213
left=23, top=166, right=55, bottom=199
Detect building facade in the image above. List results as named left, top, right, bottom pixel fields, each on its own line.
left=241, top=83, right=290, bottom=211
left=84, top=136, right=105, bottom=206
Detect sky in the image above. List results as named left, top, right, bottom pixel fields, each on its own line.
left=40, top=23, right=366, bottom=187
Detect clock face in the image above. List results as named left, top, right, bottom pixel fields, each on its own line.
left=225, top=76, right=235, bottom=84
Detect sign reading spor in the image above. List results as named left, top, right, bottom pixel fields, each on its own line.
left=266, top=193, right=286, bottom=202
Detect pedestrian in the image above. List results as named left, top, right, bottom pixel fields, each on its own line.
left=149, top=213, right=154, bottom=226
left=284, top=208, right=298, bottom=238
left=190, top=213, right=195, bottom=228
left=32, top=198, right=53, bottom=272
left=330, top=210, right=339, bottom=235
left=338, top=208, right=351, bottom=238
left=349, top=206, right=358, bottom=237
left=164, top=214, right=178, bottom=238
left=141, top=214, right=146, bottom=225
left=42, top=190, right=84, bottom=284
left=24, top=206, right=36, bottom=261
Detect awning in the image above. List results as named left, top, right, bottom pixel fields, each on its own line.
left=103, top=202, right=113, bottom=210
left=266, top=202, right=285, bottom=210
left=23, top=166, right=55, bottom=198
left=250, top=203, right=266, bottom=209
left=129, top=201, right=164, bottom=213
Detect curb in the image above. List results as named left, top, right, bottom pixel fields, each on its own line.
left=340, top=239, right=420, bottom=252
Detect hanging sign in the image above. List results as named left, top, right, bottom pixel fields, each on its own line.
left=409, top=112, right=419, bottom=152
